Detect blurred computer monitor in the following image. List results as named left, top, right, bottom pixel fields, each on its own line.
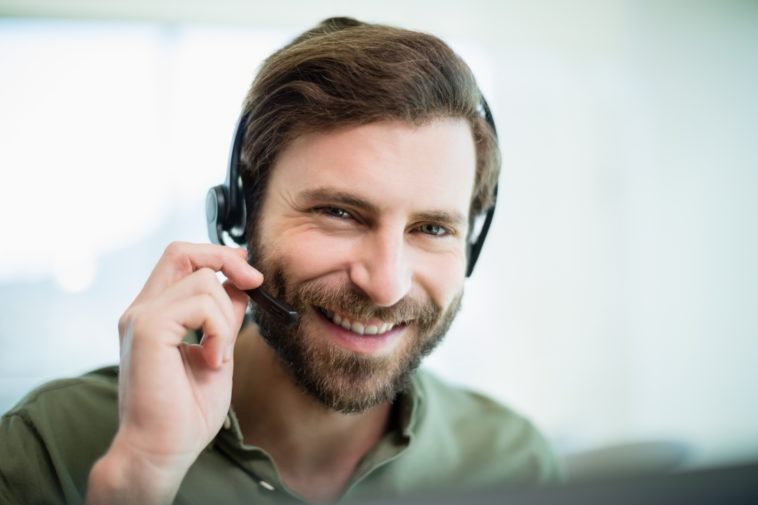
left=363, top=461, right=758, bottom=505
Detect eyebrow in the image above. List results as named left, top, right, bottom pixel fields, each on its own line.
left=297, top=187, right=467, bottom=228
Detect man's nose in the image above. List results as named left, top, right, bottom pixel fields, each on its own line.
left=349, top=229, right=412, bottom=307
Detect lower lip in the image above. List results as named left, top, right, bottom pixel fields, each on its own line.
left=313, top=309, right=405, bottom=355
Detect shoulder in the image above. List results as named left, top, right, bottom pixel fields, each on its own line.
left=2, top=364, right=120, bottom=456
left=0, top=366, right=120, bottom=504
left=4, top=366, right=120, bottom=439
left=6, top=365, right=119, bottom=417
left=402, top=369, right=561, bottom=486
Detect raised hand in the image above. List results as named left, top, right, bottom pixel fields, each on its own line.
left=86, top=242, right=262, bottom=505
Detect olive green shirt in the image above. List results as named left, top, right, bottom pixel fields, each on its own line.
left=0, top=366, right=559, bottom=504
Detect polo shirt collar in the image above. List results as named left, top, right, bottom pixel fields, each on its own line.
left=211, top=373, right=424, bottom=500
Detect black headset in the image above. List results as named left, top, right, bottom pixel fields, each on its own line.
left=206, top=112, right=251, bottom=249
left=206, top=99, right=498, bottom=278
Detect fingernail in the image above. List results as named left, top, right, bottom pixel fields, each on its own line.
left=224, top=341, right=234, bottom=362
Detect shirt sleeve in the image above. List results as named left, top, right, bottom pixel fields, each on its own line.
left=0, top=411, right=67, bottom=505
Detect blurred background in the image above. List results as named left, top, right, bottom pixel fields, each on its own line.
left=1, top=0, right=757, bottom=481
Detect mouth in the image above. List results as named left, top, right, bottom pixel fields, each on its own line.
left=315, top=306, right=407, bottom=336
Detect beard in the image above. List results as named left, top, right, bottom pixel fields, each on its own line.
left=249, top=250, right=463, bottom=415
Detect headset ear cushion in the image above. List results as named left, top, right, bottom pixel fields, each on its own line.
left=206, top=185, right=229, bottom=245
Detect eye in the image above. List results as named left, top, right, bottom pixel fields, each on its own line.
left=416, top=223, right=450, bottom=237
left=314, top=206, right=353, bottom=220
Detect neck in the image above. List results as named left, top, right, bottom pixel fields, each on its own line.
left=231, top=324, right=392, bottom=503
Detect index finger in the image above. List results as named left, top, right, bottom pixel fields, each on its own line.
left=135, top=242, right=263, bottom=303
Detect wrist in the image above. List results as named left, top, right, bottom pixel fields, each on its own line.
left=86, top=434, right=193, bottom=505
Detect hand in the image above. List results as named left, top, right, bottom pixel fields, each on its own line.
left=86, top=242, right=262, bottom=504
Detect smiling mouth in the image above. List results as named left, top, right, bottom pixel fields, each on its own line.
left=315, top=307, right=407, bottom=336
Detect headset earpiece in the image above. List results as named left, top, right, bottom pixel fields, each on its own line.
left=206, top=184, right=229, bottom=246
left=206, top=114, right=250, bottom=247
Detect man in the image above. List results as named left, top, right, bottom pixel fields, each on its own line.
left=0, top=17, right=559, bottom=505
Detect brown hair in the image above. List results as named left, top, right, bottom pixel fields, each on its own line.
left=241, top=17, right=500, bottom=239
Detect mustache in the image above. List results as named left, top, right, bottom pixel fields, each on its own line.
left=291, top=280, right=441, bottom=329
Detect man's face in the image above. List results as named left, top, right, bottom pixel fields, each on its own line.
left=251, top=119, right=477, bottom=413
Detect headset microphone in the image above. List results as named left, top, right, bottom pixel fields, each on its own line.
left=206, top=114, right=300, bottom=327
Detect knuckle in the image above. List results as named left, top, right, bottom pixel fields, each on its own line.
left=198, top=294, right=229, bottom=332
left=163, top=241, right=194, bottom=276
left=118, top=306, right=137, bottom=336
left=119, top=305, right=144, bottom=333
left=196, top=267, right=218, bottom=284
left=198, top=292, right=217, bottom=313
left=128, top=312, right=161, bottom=347
left=163, top=241, right=189, bottom=260
left=118, top=307, right=144, bottom=348
left=117, top=311, right=130, bottom=337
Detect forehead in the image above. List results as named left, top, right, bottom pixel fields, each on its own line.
left=269, top=119, right=477, bottom=216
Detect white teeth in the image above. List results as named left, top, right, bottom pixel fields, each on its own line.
left=322, top=308, right=396, bottom=336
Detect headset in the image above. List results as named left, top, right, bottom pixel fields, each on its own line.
left=206, top=99, right=499, bottom=326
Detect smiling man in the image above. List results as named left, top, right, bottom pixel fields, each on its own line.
left=249, top=119, right=474, bottom=416
left=0, top=17, right=559, bottom=505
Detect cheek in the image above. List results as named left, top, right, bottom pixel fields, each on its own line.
left=410, top=250, right=466, bottom=310
left=270, top=230, right=357, bottom=282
